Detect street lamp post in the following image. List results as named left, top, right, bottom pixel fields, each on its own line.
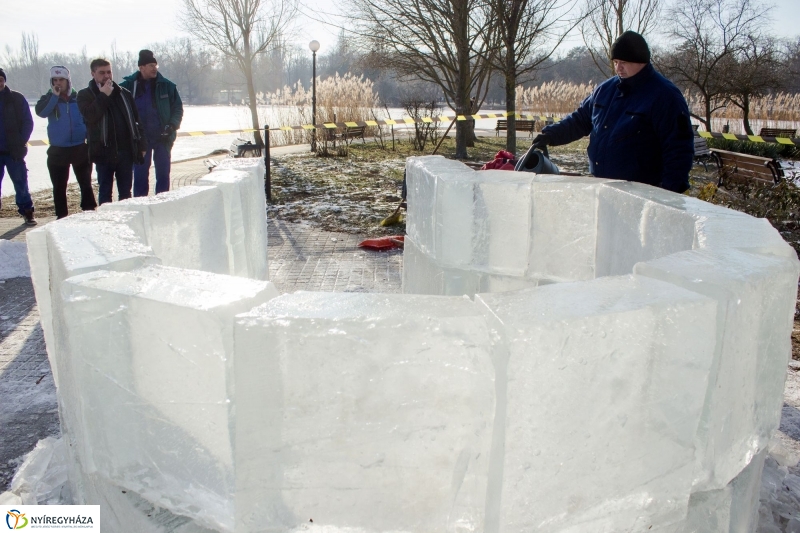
left=309, top=40, right=320, bottom=152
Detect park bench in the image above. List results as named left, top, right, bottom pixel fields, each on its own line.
left=694, top=134, right=712, bottom=170
left=329, top=125, right=367, bottom=144
left=230, top=138, right=263, bottom=158
left=711, top=148, right=784, bottom=187
left=496, top=119, right=536, bottom=137
left=758, top=127, right=796, bottom=139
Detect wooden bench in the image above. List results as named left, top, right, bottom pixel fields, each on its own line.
left=694, top=134, right=712, bottom=170
left=230, top=139, right=263, bottom=157
left=711, top=148, right=784, bottom=186
left=329, top=125, right=367, bottom=144
left=758, top=127, right=796, bottom=139
left=496, top=119, right=536, bottom=137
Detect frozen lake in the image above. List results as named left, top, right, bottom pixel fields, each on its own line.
left=4, top=104, right=445, bottom=198
left=16, top=103, right=787, bottom=199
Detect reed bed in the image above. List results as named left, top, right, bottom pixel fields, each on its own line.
left=516, top=81, right=594, bottom=117
left=517, top=81, right=800, bottom=134
left=682, top=91, right=800, bottom=134
left=258, top=74, right=381, bottom=147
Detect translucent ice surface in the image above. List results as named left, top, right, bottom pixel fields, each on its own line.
left=26, top=154, right=799, bottom=533
left=62, top=265, right=277, bottom=532
left=636, top=248, right=799, bottom=490
left=477, top=276, right=717, bottom=532
left=234, top=292, right=494, bottom=533
left=198, top=169, right=269, bottom=280
left=101, top=185, right=231, bottom=274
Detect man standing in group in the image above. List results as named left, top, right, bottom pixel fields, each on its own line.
left=35, top=66, right=97, bottom=218
left=528, top=31, right=694, bottom=193
left=77, top=58, right=146, bottom=205
left=0, top=68, right=36, bottom=225
left=120, top=50, right=183, bottom=197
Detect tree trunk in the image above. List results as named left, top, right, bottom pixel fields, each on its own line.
left=742, top=94, right=753, bottom=136
left=454, top=0, right=470, bottom=160
left=241, top=37, right=263, bottom=146
left=703, top=96, right=713, bottom=132
left=505, top=53, right=517, bottom=155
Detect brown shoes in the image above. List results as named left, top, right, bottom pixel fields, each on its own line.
left=23, top=209, right=37, bottom=226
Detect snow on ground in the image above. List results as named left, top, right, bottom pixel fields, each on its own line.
left=0, top=241, right=30, bottom=279
left=782, top=160, right=800, bottom=184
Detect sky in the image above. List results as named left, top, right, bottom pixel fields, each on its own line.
left=3, top=0, right=799, bottom=60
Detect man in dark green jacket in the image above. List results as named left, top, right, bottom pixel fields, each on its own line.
left=120, top=50, right=183, bottom=197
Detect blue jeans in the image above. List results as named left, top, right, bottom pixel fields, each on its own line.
left=0, top=154, right=34, bottom=215
left=96, top=151, right=134, bottom=205
left=133, top=141, right=172, bottom=197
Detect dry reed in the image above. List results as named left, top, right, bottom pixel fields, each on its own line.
left=516, top=81, right=594, bottom=116
left=258, top=74, right=381, bottom=147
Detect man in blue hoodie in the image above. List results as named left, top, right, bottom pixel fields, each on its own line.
left=35, top=66, right=97, bottom=219
left=529, top=31, right=694, bottom=193
left=120, top=50, right=183, bottom=197
left=0, top=68, right=36, bottom=225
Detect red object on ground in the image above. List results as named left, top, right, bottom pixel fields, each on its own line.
left=358, top=235, right=405, bottom=250
left=480, top=150, right=517, bottom=171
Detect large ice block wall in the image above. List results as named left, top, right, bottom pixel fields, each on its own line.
left=27, top=154, right=798, bottom=533
left=405, top=156, right=799, bottom=531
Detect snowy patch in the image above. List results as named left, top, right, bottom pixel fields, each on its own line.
left=781, top=160, right=800, bottom=184
left=0, top=240, right=30, bottom=279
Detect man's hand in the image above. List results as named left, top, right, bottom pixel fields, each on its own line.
left=160, top=124, right=174, bottom=139
left=531, top=133, right=550, bottom=151
left=99, top=80, right=113, bottom=96
left=53, top=85, right=61, bottom=97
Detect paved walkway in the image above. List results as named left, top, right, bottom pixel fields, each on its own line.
left=0, top=156, right=402, bottom=491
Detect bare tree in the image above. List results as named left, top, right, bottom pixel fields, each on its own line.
left=347, top=0, right=497, bottom=159
left=150, top=38, right=217, bottom=103
left=658, top=0, right=766, bottom=131
left=724, top=35, right=783, bottom=135
left=181, top=0, right=297, bottom=144
left=110, top=41, right=138, bottom=79
left=580, top=0, right=661, bottom=78
left=3, top=32, right=44, bottom=96
left=491, top=0, right=581, bottom=153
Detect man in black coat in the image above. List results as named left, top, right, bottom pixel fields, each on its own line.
left=0, top=68, right=36, bottom=225
left=77, top=58, right=146, bottom=205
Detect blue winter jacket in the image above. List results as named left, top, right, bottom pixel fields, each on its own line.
left=542, top=64, right=694, bottom=193
left=34, top=89, right=87, bottom=148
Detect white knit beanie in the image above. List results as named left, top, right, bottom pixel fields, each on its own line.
left=50, top=65, right=71, bottom=90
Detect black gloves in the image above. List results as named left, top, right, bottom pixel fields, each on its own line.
left=531, top=133, right=550, bottom=151
left=161, top=124, right=174, bottom=139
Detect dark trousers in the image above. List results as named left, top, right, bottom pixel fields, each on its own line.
left=96, top=151, right=134, bottom=205
left=0, top=153, right=34, bottom=215
left=47, top=144, right=97, bottom=219
left=133, top=141, right=172, bottom=197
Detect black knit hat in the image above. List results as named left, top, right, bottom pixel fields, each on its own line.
left=138, top=50, right=157, bottom=66
left=610, top=31, right=651, bottom=64
left=0, top=68, right=6, bottom=81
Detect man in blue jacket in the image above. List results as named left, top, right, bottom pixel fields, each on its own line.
left=0, top=68, right=36, bottom=225
left=35, top=66, right=97, bottom=219
left=120, top=50, right=183, bottom=197
left=531, top=31, right=694, bottom=193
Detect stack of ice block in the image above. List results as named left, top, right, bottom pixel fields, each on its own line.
left=403, top=155, right=799, bottom=532
left=234, top=292, right=495, bottom=532
left=62, top=265, right=276, bottom=531
left=198, top=169, right=269, bottom=280
left=27, top=160, right=280, bottom=531
left=26, top=153, right=799, bottom=532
